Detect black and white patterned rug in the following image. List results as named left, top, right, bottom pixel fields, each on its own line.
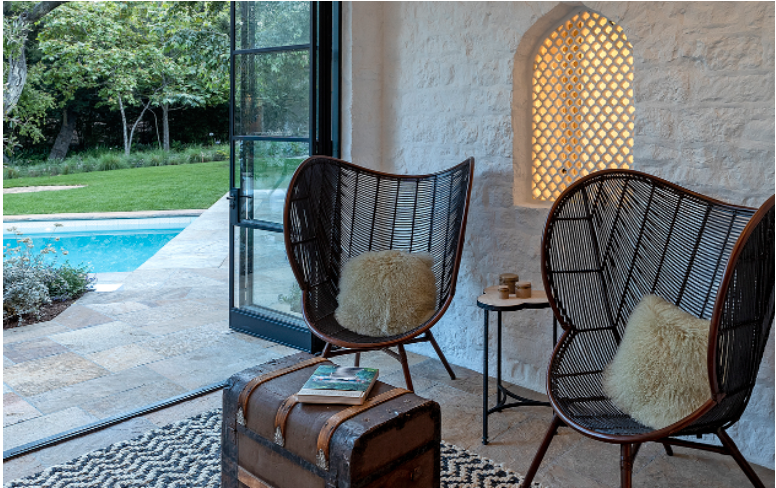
left=5, top=409, right=541, bottom=488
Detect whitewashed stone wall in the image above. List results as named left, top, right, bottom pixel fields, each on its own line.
left=342, top=1, right=775, bottom=468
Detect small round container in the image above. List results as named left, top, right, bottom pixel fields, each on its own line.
left=499, top=273, right=519, bottom=294
left=497, top=285, right=510, bottom=299
left=515, top=281, right=532, bottom=298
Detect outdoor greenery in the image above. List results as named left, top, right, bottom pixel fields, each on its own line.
left=4, top=1, right=313, bottom=163
left=4, top=1, right=230, bottom=160
left=3, top=161, right=231, bottom=214
left=4, top=144, right=228, bottom=179
left=3, top=225, right=94, bottom=322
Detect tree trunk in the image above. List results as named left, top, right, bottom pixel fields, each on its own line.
left=2, top=2, right=66, bottom=119
left=48, top=107, right=77, bottom=160
left=118, top=96, right=130, bottom=156
left=127, top=100, right=152, bottom=156
left=3, top=35, right=27, bottom=119
left=162, top=103, right=170, bottom=151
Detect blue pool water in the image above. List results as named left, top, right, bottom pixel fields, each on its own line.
left=3, top=227, right=186, bottom=273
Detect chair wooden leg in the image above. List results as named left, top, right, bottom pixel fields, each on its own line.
left=520, top=415, right=561, bottom=488
left=717, top=429, right=765, bottom=488
left=396, top=344, right=414, bottom=391
left=322, top=342, right=332, bottom=358
left=620, top=443, right=634, bottom=488
left=426, top=331, right=456, bottom=380
left=354, top=352, right=361, bottom=367
left=661, top=442, right=674, bottom=456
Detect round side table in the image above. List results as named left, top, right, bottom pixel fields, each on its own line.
left=477, top=286, right=557, bottom=445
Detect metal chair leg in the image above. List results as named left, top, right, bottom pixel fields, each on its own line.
left=426, top=331, right=456, bottom=380
left=396, top=344, right=414, bottom=391
left=717, top=429, right=765, bottom=488
left=520, top=415, right=561, bottom=488
left=354, top=352, right=361, bottom=367
left=621, top=443, right=634, bottom=488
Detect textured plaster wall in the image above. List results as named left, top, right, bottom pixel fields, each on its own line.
left=342, top=2, right=775, bottom=467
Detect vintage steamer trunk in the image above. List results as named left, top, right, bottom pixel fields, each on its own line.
left=222, top=353, right=442, bottom=488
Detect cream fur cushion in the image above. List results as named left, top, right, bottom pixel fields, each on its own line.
left=335, top=250, right=437, bottom=337
left=602, top=294, right=711, bottom=430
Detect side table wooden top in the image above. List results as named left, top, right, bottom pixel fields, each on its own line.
left=477, top=286, right=550, bottom=311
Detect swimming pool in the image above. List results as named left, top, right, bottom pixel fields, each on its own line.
left=2, top=217, right=196, bottom=273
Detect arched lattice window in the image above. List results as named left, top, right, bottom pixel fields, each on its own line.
left=532, top=11, right=635, bottom=201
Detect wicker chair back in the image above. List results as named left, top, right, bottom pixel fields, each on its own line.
left=541, top=169, right=773, bottom=439
left=284, top=156, right=474, bottom=349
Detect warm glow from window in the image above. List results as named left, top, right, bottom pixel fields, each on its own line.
left=532, top=11, right=635, bottom=201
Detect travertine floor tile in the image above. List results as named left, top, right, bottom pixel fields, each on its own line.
left=52, top=305, right=114, bottom=329
left=4, top=352, right=109, bottom=397
left=49, top=321, right=151, bottom=354
left=3, top=337, right=68, bottom=363
left=86, top=343, right=164, bottom=372
left=4, top=393, right=42, bottom=427
left=80, top=379, right=187, bottom=418
left=3, top=321, right=70, bottom=344
left=27, top=366, right=170, bottom=414
left=3, top=407, right=98, bottom=451
left=3, top=452, right=45, bottom=482
left=142, top=391, right=222, bottom=427
left=32, top=417, right=158, bottom=468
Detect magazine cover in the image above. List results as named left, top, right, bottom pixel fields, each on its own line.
left=300, top=365, right=378, bottom=392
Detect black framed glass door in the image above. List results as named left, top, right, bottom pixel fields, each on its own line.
left=229, top=1, right=339, bottom=351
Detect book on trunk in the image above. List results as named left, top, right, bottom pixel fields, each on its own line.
left=297, top=365, right=379, bottom=405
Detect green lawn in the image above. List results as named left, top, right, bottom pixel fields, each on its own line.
left=3, top=162, right=230, bottom=215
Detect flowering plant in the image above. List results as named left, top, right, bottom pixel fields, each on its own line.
left=3, top=225, right=95, bottom=323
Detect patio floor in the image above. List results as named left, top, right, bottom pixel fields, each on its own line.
left=3, top=196, right=774, bottom=487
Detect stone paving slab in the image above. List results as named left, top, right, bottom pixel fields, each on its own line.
left=4, top=352, right=110, bottom=397
left=3, top=337, right=70, bottom=363
left=31, top=417, right=158, bottom=469
left=49, top=321, right=152, bottom=354
left=3, top=322, right=71, bottom=344
left=3, top=393, right=43, bottom=427
left=80, top=379, right=188, bottom=418
left=51, top=304, right=115, bottom=330
left=3, top=407, right=99, bottom=451
left=147, top=342, right=295, bottom=390
left=86, top=344, right=165, bottom=372
left=26, top=366, right=174, bottom=415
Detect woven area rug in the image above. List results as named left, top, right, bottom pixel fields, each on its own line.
left=5, top=409, right=541, bottom=488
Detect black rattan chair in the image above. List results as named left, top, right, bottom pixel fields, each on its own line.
left=521, top=170, right=774, bottom=488
left=283, top=156, right=474, bottom=391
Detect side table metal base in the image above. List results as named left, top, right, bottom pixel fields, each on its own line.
left=480, top=305, right=556, bottom=445
left=488, top=384, right=550, bottom=415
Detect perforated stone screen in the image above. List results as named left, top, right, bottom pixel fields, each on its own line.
left=532, top=11, right=635, bottom=201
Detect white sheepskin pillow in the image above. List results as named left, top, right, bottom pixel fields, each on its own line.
left=602, top=294, right=711, bottom=430
left=335, top=250, right=437, bottom=337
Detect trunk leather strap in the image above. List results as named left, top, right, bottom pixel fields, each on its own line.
left=273, top=394, right=300, bottom=447
left=315, top=388, right=410, bottom=470
left=238, top=357, right=328, bottom=424
left=238, top=466, right=276, bottom=488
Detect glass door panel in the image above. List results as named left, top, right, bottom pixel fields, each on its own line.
left=229, top=1, right=337, bottom=352
left=234, top=51, right=310, bottom=137
left=236, top=140, right=307, bottom=224
left=235, top=1, right=310, bottom=50
left=233, top=228, right=301, bottom=316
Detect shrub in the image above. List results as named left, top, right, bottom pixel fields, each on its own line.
left=3, top=226, right=95, bottom=323
left=97, top=153, right=125, bottom=171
